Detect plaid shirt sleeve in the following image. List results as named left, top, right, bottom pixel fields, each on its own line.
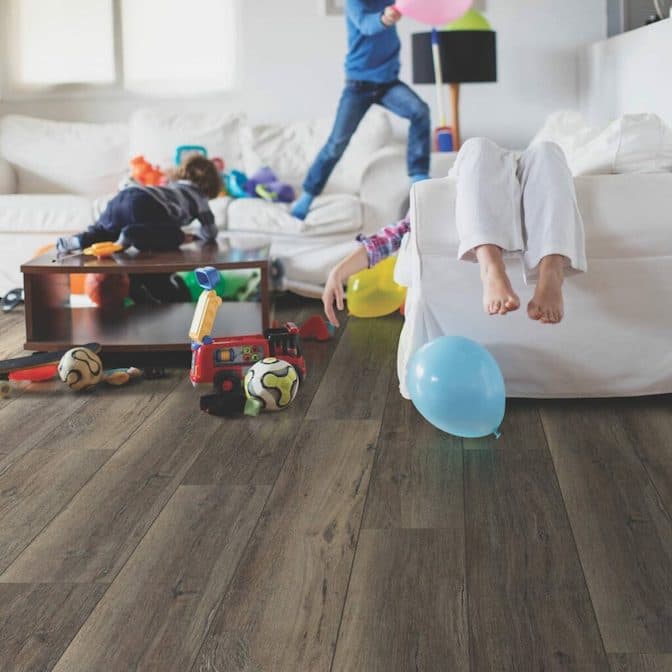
left=356, top=212, right=411, bottom=268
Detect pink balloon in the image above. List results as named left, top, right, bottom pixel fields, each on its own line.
left=394, top=0, right=473, bottom=25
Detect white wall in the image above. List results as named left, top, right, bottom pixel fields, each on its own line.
left=579, top=18, right=672, bottom=126
left=0, top=0, right=606, bottom=148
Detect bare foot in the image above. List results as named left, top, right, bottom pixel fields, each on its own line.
left=476, top=246, right=520, bottom=316
left=528, top=255, right=565, bottom=324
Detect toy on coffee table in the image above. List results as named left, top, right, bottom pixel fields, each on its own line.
left=188, top=266, right=306, bottom=416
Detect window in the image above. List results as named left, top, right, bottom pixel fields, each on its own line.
left=2, top=0, right=237, bottom=96
left=121, top=0, right=236, bottom=95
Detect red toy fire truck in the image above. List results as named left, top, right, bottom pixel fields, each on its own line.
left=188, top=266, right=307, bottom=415
left=190, top=323, right=307, bottom=392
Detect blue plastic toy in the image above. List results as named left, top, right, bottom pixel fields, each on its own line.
left=406, top=336, right=505, bottom=438
left=174, top=145, right=208, bottom=166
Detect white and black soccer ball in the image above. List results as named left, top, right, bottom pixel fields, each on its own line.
left=244, top=357, right=299, bottom=411
left=58, top=347, right=103, bottom=391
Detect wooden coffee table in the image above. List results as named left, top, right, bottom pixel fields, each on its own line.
left=21, top=239, right=271, bottom=352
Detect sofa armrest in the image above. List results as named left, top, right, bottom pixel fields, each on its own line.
left=359, top=145, right=409, bottom=234
left=430, top=151, right=458, bottom=178
left=0, top=158, right=16, bottom=195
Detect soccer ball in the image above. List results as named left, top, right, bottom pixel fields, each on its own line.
left=244, top=357, right=299, bottom=411
left=58, top=347, right=103, bottom=391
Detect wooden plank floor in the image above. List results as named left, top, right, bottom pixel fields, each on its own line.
left=1, top=298, right=671, bottom=672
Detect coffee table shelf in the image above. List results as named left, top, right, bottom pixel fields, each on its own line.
left=21, top=239, right=271, bottom=352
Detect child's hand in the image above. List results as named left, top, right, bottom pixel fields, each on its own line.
left=322, top=268, right=346, bottom=328
left=382, top=5, right=402, bottom=26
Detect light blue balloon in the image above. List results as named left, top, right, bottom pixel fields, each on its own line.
left=407, top=336, right=505, bottom=438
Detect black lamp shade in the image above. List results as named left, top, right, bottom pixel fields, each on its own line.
left=412, top=31, right=497, bottom=84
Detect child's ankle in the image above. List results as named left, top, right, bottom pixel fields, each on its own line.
left=290, top=191, right=315, bottom=220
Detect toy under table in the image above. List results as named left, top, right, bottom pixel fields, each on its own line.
left=20, top=239, right=271, bottom=352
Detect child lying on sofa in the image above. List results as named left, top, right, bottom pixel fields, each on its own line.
left=322, top=137, right=587, bottom=328
left=57, top=155, right=221, bottom=253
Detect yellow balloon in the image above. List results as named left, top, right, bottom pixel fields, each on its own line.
left=347, top=256, right=407, bottom=318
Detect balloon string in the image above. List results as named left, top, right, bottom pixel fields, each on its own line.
left=493, top=428, right=502, bottom=439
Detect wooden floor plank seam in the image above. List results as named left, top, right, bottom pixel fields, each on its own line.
left=537, top=405, right=612, bottom=664
left=327, top=392, right=387, bottom=672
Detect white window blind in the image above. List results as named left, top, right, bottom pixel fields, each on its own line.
left=121, top=0, right=237, bottom=95
left=8, top=0, right=115, bottom=87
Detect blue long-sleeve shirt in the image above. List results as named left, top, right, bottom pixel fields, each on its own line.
left=345, top=0, right=400, bottom=82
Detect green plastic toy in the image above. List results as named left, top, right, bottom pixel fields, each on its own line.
left=178, top=269, right=260, bottom=302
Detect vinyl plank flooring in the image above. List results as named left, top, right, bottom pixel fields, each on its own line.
left=362, top=380, right=464, bottom=529
left=0, top=582, right=107, bottom=672
left=52, top=484, right=269, bottom=672
left=331, top=529, right=469, bottom=672
left=610, top=654, right=672, bottom=672
left=0, top=382, right=91, bottom=464
left=465, top=401, right=610, bottom=671
left=306, top=314, right=402, bottom=421
left=0, top=377, right=221, bottom=584
left=190, top=419, right=380, bottom=672
left=540, top=399, right=672, bottom=653
left=183, top=304, right=346, bottom=486
left=0, top=447, right=113, bottom=573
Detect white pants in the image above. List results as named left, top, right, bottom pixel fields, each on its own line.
left=449, top=138, right=587, bottom=284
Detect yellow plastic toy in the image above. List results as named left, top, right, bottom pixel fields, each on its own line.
left=346, top=256, right=406, bottom=318
left=189, top=289, right=223, bottom=343
left=83, top=242, right=124, bottom=259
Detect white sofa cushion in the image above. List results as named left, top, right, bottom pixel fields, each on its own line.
left=227, top=194, right=362, bottom=237
left=0, top=194, right=94, bottom=234
left=531, top=111, right=672, bottom=175
left=129, top=108, right=244, bottom=169
left=240, top=106, right=392, bottom=196
left=0, top=115, right=129, bottom=195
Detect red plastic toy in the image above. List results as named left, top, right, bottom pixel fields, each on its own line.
left=190, top=323, right=307, bottom=414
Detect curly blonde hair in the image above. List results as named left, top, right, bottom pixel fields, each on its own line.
left=174, top=155, right=221, bottom=199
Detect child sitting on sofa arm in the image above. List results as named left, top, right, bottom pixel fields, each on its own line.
left=57, top=155, right=221, bottom=253
left=322, top=137, right=587, bottom=328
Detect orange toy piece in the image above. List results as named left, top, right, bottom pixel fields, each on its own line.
left=85, top=273, right=130, bottom=310
left=83, top=242, right=124, bottom=259
left=34, top=243, right=85, bottom=293
left=130, top=155, right=166, bottom=186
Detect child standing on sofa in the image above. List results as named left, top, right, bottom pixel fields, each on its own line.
left=290, top=0, right=431, bottom=220
left=322, top=138, right=587, bottom=326
left=57, top=155, right=221, bottom=253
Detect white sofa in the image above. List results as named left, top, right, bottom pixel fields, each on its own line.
left=0, top=108, right=411, bottom=297
left=396, top=171, right=672, bottom=398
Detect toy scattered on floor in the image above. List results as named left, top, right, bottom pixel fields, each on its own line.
left=188, top=265, right=307, bottom=416
left=58, top=347, right=104, bottom=391
left=406, top=336, right=505, bottom=438
left=9, top=364, right=58, bottom=382
left=1, top=287, right=24, bottom=313
left=346, top=256, right=407, bottom=318
left=299, top=315, right=334, bottom=342
left=102, top=366, right=142, bottom=386
left=129, top=155, right=166, bottom=186
left=85, top=273, right=130, bottom=310
left=243, top=356, right=300, bottom=415
left=1, top=343, right=102, bottom=389
left=393, top=0, right=472, bottom=25
left=0, top=381, right=10, bottom=399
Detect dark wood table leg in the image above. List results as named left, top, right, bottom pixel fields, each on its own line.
left=23, top=272, right=70, bottom=349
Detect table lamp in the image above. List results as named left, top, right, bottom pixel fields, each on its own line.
left=412, top=11, right=497, bottom=150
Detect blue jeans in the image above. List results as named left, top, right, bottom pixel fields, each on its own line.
left=303, top=79, right=431, bottom=196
